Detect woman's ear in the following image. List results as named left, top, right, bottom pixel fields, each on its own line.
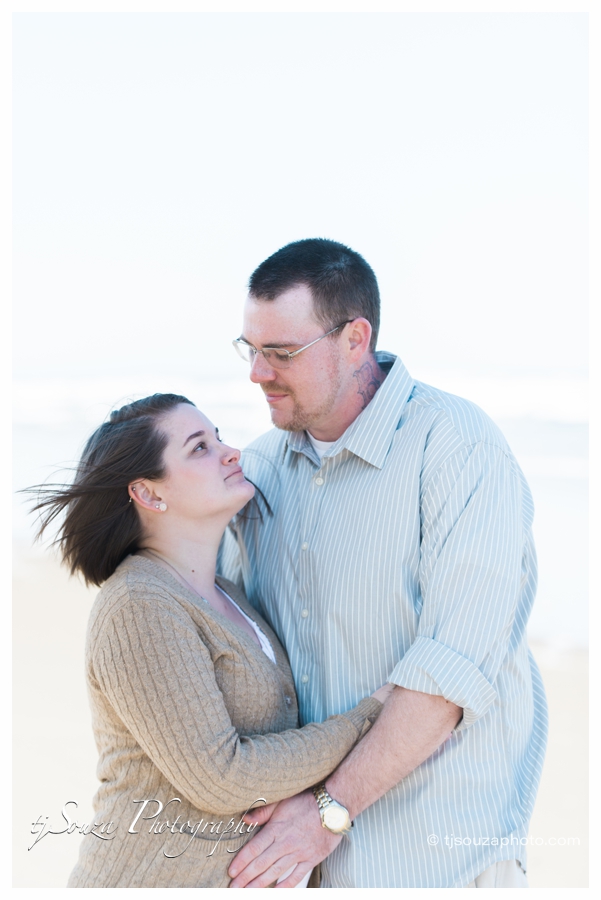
left=128, top=481, right=163, bottom=512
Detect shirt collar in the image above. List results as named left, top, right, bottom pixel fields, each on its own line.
left=286, top=352, right=415, bottom=469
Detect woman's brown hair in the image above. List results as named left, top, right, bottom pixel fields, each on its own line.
left=28, top=393, right=194, bottom=586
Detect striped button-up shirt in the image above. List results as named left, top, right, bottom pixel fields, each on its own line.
left=218, top=352, right=548, bottom=888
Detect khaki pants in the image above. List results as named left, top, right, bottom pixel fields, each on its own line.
left=464, top=859, right=528, bottom=888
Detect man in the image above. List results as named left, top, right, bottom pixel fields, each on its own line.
left=218, top=238, right=547, bottom=888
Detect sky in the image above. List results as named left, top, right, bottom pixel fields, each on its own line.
left=12, top=11, right=588, bottom=386
left=6, top=18, right=594, bottom=892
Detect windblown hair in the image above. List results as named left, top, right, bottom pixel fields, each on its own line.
left=248, top=238, right=381, bottom=351
left=28, top=393, right=194, bottom=587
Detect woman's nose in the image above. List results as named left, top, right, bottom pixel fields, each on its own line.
left=222, top=444, right=240, bottom=464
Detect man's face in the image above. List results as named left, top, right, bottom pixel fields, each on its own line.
left=241, top=285, right=347, bottom=433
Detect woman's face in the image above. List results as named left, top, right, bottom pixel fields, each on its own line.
left=149, top=404, right=255, bottom=524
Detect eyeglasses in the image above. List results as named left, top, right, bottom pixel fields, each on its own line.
left=232, top=320, right=353, bottom=370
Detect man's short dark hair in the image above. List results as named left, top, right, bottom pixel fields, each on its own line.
left=248, top=238, right=380, bottom=352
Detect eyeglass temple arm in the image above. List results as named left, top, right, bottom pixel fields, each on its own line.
left=287, top=321, right=353, bottom=359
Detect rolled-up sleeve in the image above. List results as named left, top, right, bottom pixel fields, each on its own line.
left=389, top=636, right=498, bottom=728
left=389, top=440, right=527, bottom=730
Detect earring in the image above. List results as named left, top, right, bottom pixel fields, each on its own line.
left=156, top=502, right=167, bottom=512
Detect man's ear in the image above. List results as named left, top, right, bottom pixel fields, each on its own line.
left=345, top=318, right=372, bottom=358
left=128, top=481, right=163, bottom=512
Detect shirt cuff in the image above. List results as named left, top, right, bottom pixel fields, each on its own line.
left=388, top=636, right=497, bottom=730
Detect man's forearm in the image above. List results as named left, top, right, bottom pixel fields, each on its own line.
left=228, top=688, right=462, bottom=888
left=325, top=686, right=462, bottom=820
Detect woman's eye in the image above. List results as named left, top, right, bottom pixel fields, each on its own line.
left=193, top=441, right=207, bottom=452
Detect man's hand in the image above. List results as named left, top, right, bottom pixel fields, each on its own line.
left=242, top=800, right=279, bottom=827
left=228, top=790, right=340, bottom=888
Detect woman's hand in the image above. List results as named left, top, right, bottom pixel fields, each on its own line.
left=371, top=683, right=395, bottom=703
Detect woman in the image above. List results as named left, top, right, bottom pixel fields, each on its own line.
left=31, top=393, right=389, bottom=888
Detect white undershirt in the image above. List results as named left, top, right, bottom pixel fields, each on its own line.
left=216, top=586, right=277, bottom=664
left=307, top=432, right=335, bottom=460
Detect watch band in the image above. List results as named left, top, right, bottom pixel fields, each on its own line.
left=312, top=782, right=332, bottom=813
left=312, top=782, right=353, bottom=834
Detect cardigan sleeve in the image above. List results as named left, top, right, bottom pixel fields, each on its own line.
left=92, top=586, right=381, bottom=816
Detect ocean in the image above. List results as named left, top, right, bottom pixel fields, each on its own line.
left=12, top=370, right=588, bottom=650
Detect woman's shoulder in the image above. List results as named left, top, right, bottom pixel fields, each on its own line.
left=87, top=555, right=193, bottom=644
left=95, top=554, right=180, bottom=603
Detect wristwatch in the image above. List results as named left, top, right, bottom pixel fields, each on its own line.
left=312, top=782, right=353, bottom=834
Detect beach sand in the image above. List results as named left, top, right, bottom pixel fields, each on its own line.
left=12, top=546, right=588, bottom=888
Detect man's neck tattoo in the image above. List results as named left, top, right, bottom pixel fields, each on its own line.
left=353, top=360, right=384, bottom=409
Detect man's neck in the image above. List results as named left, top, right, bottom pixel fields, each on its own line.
left=308, top=355, right=388, bottom=442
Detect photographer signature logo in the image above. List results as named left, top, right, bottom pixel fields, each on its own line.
left=29, top=797, right=265, bottom=858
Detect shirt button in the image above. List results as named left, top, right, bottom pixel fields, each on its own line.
left=301, top=609, right=309, bottom=618
left=285, top=695, right=292, bottom=707
left=301, top=542, right=309, bottom=551
left=315, top=477, right=324, bottom=485
left=301, top=674, right=309, bottom=684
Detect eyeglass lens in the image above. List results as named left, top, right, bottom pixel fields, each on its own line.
left=234, top=341, right=292, bottom=369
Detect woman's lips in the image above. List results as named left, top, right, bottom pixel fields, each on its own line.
left=225, top=467, right=243, bottom=481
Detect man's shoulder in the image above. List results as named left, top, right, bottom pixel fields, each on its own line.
left=409, top=380, right=510, bottom=454
left=242, top=427, right=288, bottom=462
left=239, top=428, right=288, bottom=491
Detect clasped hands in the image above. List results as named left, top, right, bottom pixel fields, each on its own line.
left=228, top=683, right=395, bottom=887
left=227, top=789, right=341, bottom=888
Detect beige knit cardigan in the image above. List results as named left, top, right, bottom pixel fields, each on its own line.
left=68, top=555, right=381, bottom=888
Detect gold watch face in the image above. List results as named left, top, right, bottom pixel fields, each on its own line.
left=323, top=805, right=350, bottom=833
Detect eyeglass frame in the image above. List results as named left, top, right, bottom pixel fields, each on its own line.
left=232, top=319, right=355, bottom=369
